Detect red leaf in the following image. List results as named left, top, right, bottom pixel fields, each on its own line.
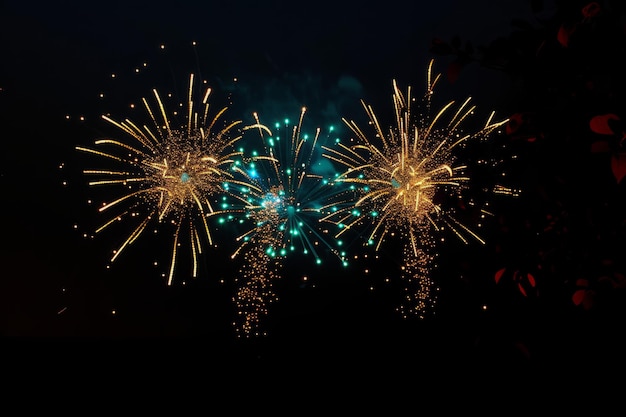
left=590, top=140, right=610, bottom=153
left=572, top=289, right=586, bottom=305
left=558, top=23, right=577, bottom=47
left=518, top=282, right=528, bottom=297
left=526, top=272, right=536, bottom=287
left=582, top=2, right=601, bottom=18
left=611, top=153, right=626, bottom=183
left=590, top=113, right=619, bottom=135
left=583, top=291, right=595, bottom=310
left=495, top=268, right=506, bottom=284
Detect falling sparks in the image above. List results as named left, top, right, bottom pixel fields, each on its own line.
left=321, top=59, right=511, bottom=317
left=231, top=222, right=281, bottom=338
left=76, top=73, right=250, bottom=285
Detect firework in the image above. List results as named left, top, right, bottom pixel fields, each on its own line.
left=231, top=220, right=281, bottom=338
left=76, top=73, right=252, bottom=285
left=228, top=108, right=352, bottom=337
left=321, top=59, right=511, bottom=317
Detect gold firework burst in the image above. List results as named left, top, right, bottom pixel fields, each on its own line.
left=321, top=59, right=511, bottom=317
left=76, top=74, right=252, bottom=285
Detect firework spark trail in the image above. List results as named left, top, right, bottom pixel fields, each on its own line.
left=228, top=108, right=352, bottom=336
left=231, top=218, right=281, bottom=338
left=76, top=73, right=255, bottom=285
left=321, top=59, right=510, bottom=317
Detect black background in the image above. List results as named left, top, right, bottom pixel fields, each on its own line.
left=2, top=0, right=626, bottom=406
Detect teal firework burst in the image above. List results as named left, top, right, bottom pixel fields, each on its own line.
left=232, top=108, right=351, bottom=266
left=226, top=107, right=353, bottom=337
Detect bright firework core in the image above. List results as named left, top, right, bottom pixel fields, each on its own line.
left=260, top=188, right=291, bottom=214
left=144, top=135, right=224, bottom=212
left=386, top=153, right=452, bottom=221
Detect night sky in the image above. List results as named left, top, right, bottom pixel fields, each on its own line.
left=2, top=0, right=626, bottom=404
